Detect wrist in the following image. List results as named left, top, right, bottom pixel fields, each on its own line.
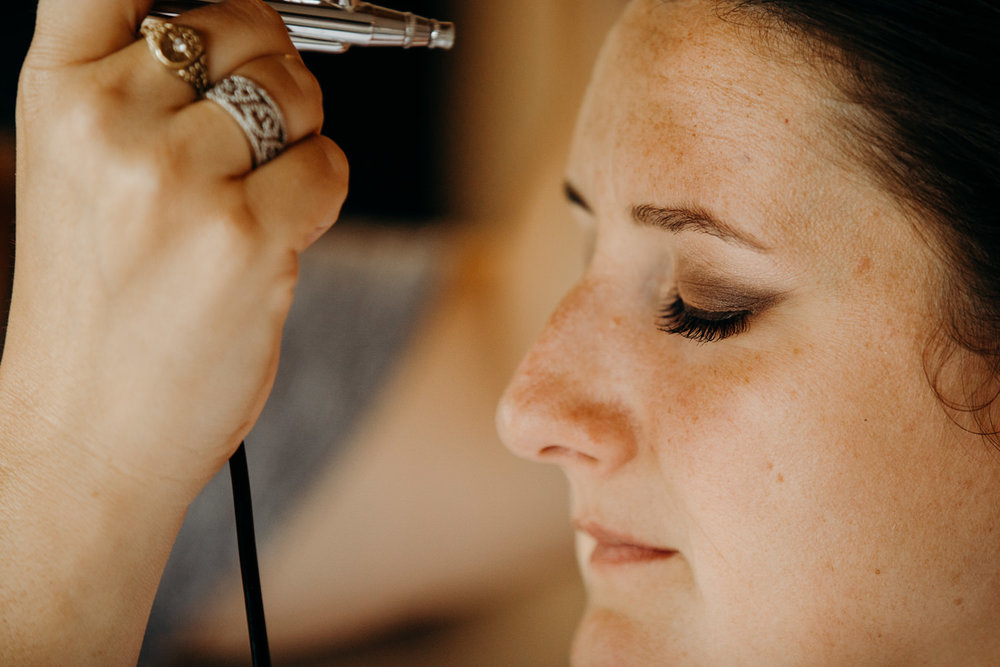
left=0, top=370, right=191, bottom=662
left=0, top=327, right=227, bottom=499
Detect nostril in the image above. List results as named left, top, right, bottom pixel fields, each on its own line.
left=539, top=445, right=570, bottom=457
left=539, top=445, right=600, bottom=465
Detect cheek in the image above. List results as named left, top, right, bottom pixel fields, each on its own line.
left=643, top=317, right=934, bottom=521
left=639, top=327, right=998, bottom=656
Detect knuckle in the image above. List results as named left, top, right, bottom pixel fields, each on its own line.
left=223, top=0, right=290, bottom=44
left=255, top=0, right=290, bottom=34
left=289, top=138, right=349, bottom=215
left=248, top=55, right=323, bottom=134
left=56, top=87, right=163, bottom=189
left=240, top=0, right=287, bottom=31
left=58, top=68, right=145, bottom=146
left=191, top=200, right=268, bottom=277
left=62, top=82, right=120, bottom=142
left=284, top=58, right=324, bottom=128
left=207, top=204, right=299, bottom=312
left=217, top=195, right=266, bottom=248
left=161, top=113, right=204, bottom=176
left=301, top=138, right=349, bottom=226
left=321, top=139, right=350, bottom=199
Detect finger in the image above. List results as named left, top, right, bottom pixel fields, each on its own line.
left=103, top=0, right=299, bottom=109
left=164, top=0, right=297, bottom=82
left=244, top=135, right=349, bottom=253
left=172, top=53, right=324, bottom=175
left=30, top=0, right=152, bottom=68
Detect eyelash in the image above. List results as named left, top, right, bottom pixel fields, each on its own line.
left=656, top=294, right=751, bottom=343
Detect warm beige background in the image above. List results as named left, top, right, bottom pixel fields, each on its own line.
left=444, top=1, right=627, bottom=220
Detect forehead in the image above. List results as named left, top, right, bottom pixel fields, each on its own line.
left=570, top=0, right=868, bottom=253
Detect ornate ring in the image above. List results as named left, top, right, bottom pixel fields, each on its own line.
left=206, top=75, right=288, bottom=168
left=139, top=17, right=209, bottom=97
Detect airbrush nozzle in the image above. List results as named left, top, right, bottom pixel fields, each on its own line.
left=343, top=3, right=455, bottom=49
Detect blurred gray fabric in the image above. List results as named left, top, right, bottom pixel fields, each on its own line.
left=140, top=227, right=440, bottom=663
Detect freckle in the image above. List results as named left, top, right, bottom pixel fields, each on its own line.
left=855, top=256, right=873, bottom=275
left=765, top=462, right=774, bottom=471
left=776, top=473, right=784, bottom=483
left=792, top=348, right=802, bottom=355
left=954, top=597, right=964, bottom=606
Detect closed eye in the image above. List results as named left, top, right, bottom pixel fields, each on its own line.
left=657, top=294, right=751, bottom=343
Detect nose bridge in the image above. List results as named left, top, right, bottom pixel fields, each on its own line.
left=497, top=276, right=639, bottom=475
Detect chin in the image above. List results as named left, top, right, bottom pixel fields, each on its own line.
left=571, top=606, right=689, bottom=666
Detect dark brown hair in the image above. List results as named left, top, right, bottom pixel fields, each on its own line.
left=717, top=0, right=1000, bottom=442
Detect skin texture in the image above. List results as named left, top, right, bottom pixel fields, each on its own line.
left=0, top=0, right=345, bottom=661
left=497, top=0, right=1000, bottom=664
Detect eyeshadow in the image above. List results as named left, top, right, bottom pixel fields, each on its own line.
left=678, top=276, right=785, bottom=313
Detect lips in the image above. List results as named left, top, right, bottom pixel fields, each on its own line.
left=575, top=520, right=678, bottom=566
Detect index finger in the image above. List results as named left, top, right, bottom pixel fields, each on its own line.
left=30, top=0, right=153, bottom=68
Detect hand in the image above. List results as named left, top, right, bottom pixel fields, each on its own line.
left=1, top=0, right=345, bottom=659
left=4, top=0, right=347, bottom=497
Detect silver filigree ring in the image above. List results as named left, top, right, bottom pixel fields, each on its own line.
left=206, top=75, right=288, bottom=168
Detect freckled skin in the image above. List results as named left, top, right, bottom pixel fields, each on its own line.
left=497, top=0, right=1000, bottom=664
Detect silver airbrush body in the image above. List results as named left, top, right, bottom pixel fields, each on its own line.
left=150, top=0, right=455, bottom=53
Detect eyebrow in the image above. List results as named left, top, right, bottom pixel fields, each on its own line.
left=564, top=181, right=770, bottom=252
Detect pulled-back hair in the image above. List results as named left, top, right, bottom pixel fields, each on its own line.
left=717, top=0, right=1000, bottom=442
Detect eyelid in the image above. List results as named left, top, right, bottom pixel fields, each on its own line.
left=677, top=279, right=785, bottom=314
left=680, top=302, right=750, bottom=320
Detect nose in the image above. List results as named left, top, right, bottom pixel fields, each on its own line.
left=496, top=278, right=639, bottom=476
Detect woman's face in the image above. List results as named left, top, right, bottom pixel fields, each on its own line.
left=497, top=0, right=1000, bottom=663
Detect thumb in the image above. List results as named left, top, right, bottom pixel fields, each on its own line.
left=29, top=0, right=154, bottom=68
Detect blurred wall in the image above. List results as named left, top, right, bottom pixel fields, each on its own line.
left=442, top=1, right=627, bottom=222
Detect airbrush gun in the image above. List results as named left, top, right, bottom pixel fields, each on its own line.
left=150, top=0, right=456, bottom=53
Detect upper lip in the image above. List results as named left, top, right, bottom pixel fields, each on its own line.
left=572, top=518, right=676, bottom=553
